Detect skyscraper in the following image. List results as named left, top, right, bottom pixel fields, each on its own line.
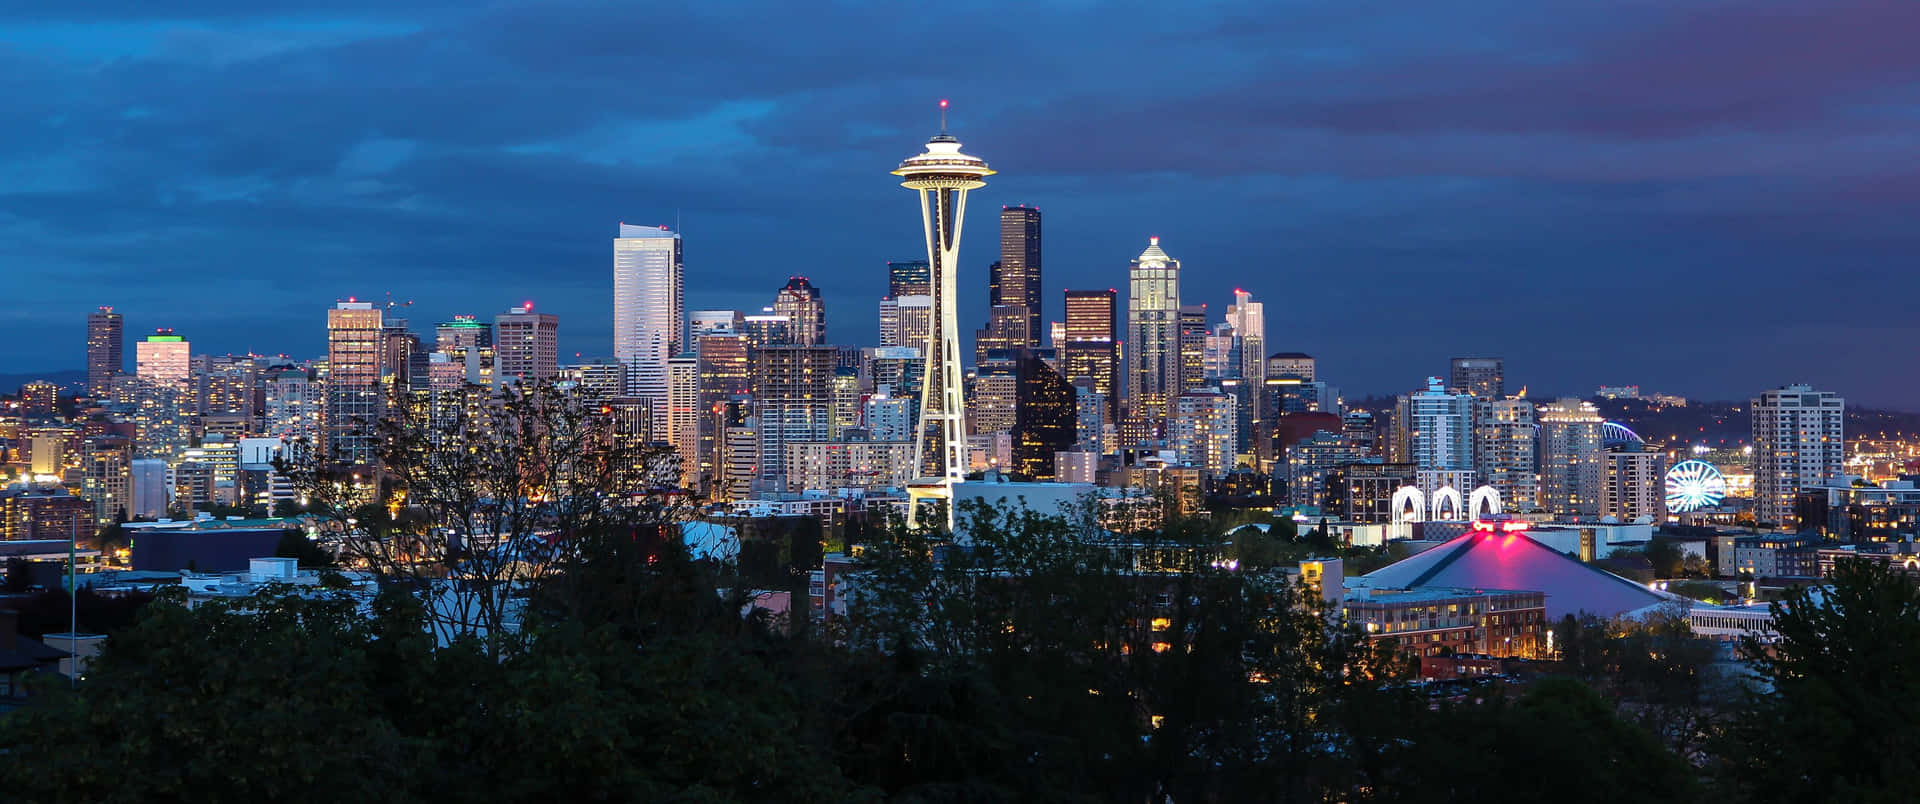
left=135, top=330, right=190, bottom=389
left=1475, top=398, right=1539, bottom=512
left=325, top=301, right=384, bottom=465
left=1225, top=290, right=1266, bottom=388
left=1537, top=397, right=1605, bottom=518
left=968, top=361, right=1020, bottom=436
left=614, top=223, right=684, bottom=438
left=892, top=106, right=993, bottom=527
left=1203, top=322, right=1241, bottom=380
left=1267, top=353, right=1315, bottom=382
left=435, top=315, right=492, bottom=351
left=1062, top=289, right=1118, bottom=424
left=667, top=355, right=700, bottom=488
left=773, top=276, right=828, bottom=346
left=1752, top=384, right=1844, bottom=528
left=1126, top=237, right=1181, bottom=420
left=1173, top=389, right=1238, bottom=475
left=1178, top=305, right=1208, bottom=394
left=690, top=309, right=744, bottom=338
left=695, top=333, right=751, bottom=491
left=382, top=319, right=427, bottom=395
left=751, top=345, right=837, bottom=492
left=87, top=307, right=124, bottom=398
left=1602, top=442, right=1667, bottom=525
left=998, top=205, right=1042, bottom=346
left=887, top=259, right=931, bottom=297
left=1011, top=351, right=1074, bottom=480
left=1401, top=377, right=1474, bottom=472
left=494, top=304, right=559, bottom=382
left=1449, top=357, right=1505, bottom=399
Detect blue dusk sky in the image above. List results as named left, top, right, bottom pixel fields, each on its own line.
left=2, top=1, right=1918, bottom=405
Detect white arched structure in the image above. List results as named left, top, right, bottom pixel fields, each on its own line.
left=1391, top=486, right=1425, bottom=524
left=1431, top=486, right=1464, bottom=521
left=1469, top=486, right=1503, bottom=519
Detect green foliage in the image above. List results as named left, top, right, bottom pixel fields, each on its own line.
left=1372, top=679, right=1698, bottom=802
left=1669, top=580, right=1730, bottom=604
left=845, top=498, right=1409, bottom=801
left=0, top=587, right=412, bottom=804
left=1644, top=539, right=1686, bottom=578
left=0, top=584, right=865, bottom=803
left=1714, top=558, right=1920, bottom=802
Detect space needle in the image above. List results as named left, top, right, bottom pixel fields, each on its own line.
left=893, top=100, right=993, bottom=529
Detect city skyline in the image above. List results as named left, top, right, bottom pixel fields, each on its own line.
left=6, top=2, right=1920, bottom=406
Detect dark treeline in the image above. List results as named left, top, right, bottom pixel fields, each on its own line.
left=6, top=508, right=1914, bottom=801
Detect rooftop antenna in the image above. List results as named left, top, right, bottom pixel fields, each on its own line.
left=938, top=98, right=949, bottom=133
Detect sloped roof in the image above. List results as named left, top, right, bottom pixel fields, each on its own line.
left=1361, top=530, right=1670, bottom=619
left=1135, top=237, right=1172, bottom=264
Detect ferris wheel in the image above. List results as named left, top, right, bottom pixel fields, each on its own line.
left=1664, top=460, right=1727, bottom=513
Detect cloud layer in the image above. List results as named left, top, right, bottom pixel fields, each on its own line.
left=3, top=0, right=1917, bottom=404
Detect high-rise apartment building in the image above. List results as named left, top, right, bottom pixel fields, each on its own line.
left=896, top=296, right=933, bottom=349
left=87, top=306, right=124, bottom=398
left=1475, top=398, right=1539, bottom=512
left=1127, top=237, right=1181, bottom=420
left=1173, top=389, right=1238, bottom=476
left=561, top=360, right=622, bottom=398
left=136, top=330, right=191, bottom=389
left=613, top=223, right=685, bottom=437
left=1602, top=442, right=1667, bottom=525
left=1538, top=397, right=1605, bottom=518
left=829, top=368, right=863, bottom=440
left=20, top=382, right=57, bottom=417
left=695, top=334, right=752, bottom=490
left=1285, top=431, right=1370, bottom=509
left=1449, top=357, right=1505, bottom=399
left=325, top=301, right=384, bottom=465
left=1062, top=289, right=1118, bottom=424
left=494, top=305, right=559, bottom=382
left=968, top=362, right=1019, bottom=436
left=603, top=396, right=653, bottom=494
left=264, top=368, right=322, bottom=443
left=750, top=346, right=838, bottom=492
left=81, top=435, right=132, bottom=525
left=865, top=389, right=916, bottom=442
left=1752, top=384, right=1844, bottom=529
left=1400, top=377, right=1474, bottom=472
left=1072, top=379, right=1110, bottom=455
left=773, top=276, right=827, bottom=346
left=665, top=355, right=700, bottom=488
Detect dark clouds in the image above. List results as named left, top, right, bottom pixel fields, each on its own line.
left=2, top=0, right=1918, bottom=405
